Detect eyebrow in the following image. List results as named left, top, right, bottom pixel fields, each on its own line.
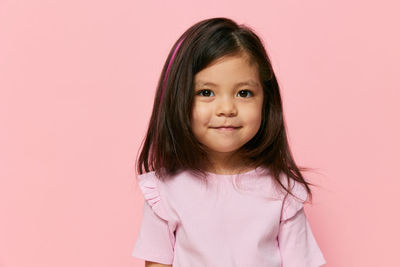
left=195, top=80, right=259, bottom=87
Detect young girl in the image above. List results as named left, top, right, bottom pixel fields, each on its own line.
left=131, top=17, right=326, bottom=267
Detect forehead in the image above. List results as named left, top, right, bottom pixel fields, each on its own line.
left=195, top=79, right=259, bottom=88
left=194, top=54, right=260, bottom=87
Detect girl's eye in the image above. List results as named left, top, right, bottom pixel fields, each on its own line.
left=237, top=90, right=253, bottom=98
left=197, top=89, right=214, bottom=97
left=196, top=89, right=253, bottom=98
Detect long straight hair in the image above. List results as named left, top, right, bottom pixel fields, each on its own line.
left=135, top=17, right=317, bottom=201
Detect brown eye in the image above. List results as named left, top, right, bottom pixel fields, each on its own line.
left=237, top=90, right=252, bottom=98
left=197, top=89, right=214, bottom=97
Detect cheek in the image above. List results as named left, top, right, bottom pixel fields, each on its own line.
left=243, top=104, right=262, bottom=121
left=191, top=104, right=212, bottom=126
left=249, top=115, right=262, bottom=131
left=242, top=105, right=263, bottom=132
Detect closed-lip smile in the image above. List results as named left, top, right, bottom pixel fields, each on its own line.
left=210, top=125, right=242, bottom=130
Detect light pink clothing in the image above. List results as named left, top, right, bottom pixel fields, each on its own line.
left=132, top=166, right=326, bottom=266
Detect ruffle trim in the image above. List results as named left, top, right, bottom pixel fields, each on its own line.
left=281, top=180, right=309, bottom=221
left=137, top=172, right=170, bottom=222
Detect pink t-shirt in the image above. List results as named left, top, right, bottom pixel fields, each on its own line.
left=132, top=166, right=326, bottom=266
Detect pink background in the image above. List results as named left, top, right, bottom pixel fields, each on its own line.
left=1, top=0, right=399, bottom=266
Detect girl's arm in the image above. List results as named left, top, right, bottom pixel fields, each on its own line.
left=145, top=261, right=172, bottom=267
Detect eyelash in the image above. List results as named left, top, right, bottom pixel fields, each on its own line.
left=196, top=89, right=253, bottom=98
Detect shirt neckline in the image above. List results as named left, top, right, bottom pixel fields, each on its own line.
left=204, top=166, right=262, bottom=178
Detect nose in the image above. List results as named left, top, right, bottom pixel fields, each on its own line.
left=216, top=96, right=237, bottom=117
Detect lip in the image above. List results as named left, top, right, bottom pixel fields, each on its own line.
left=211, top=126, right=242, bottom=131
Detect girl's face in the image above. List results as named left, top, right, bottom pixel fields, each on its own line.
left=191, top=54, right=263, bottom=164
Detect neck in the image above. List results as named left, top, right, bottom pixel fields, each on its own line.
left=206, top=150, right=255, bottom=175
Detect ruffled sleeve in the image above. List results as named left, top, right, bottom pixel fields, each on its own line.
left=281, top=180, right=309, bottom=221
left=131, top=172, right=177, bottom=265
left=137, top=172, right=171, bottom=221
left=278, top=181, right=327, bottom=267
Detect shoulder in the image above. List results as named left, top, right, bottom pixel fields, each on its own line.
left=277, top=172, right=309, bottom=221
left=136, top=171, right=175, bottom=222
left=276, top=172, right=309, bottom=202
left=136, top=170, right=192, bottom=222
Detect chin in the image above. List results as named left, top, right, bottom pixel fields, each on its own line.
left=207, top=146, right=243, bottom=154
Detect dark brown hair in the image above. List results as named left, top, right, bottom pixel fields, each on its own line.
left=135, top=17, right=317, bottom=201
